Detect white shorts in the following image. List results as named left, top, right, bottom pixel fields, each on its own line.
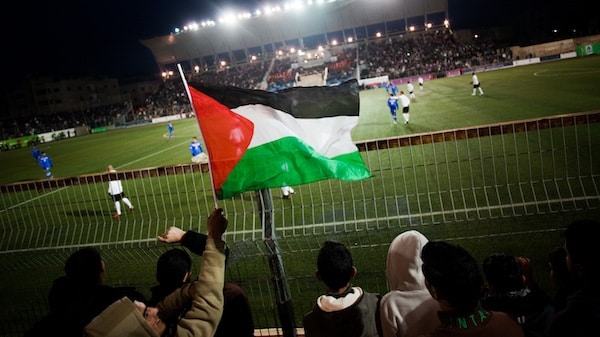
left=191, top=153, right=209, bottom=164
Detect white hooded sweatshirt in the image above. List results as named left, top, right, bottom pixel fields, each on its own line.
left=379, top=230, right=441, bottom=337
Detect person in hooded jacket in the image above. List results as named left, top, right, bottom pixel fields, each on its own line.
left=83, top=207, right=228, bottom=337
left=379, top=230, right=441, bottom=337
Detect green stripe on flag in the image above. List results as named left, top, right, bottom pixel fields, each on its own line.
left=219, top=136, right=371, bottom=199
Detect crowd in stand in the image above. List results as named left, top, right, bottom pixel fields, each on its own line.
left=24, top=208, right=599, bottom=337
left=359, top=28, right=511, bottom=79
left=1, top=27, right=512, bottom=143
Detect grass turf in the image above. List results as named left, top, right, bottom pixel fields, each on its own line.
left=1, top=55, right=600, bottom=185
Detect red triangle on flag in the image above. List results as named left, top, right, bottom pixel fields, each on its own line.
left=188, top=86, right=254, bottom=194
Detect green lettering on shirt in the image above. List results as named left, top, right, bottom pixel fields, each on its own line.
left=478, top=310, right=488, bottom=322
left=469, top=314, right=477, bottom=326
left=457, top=317, right=467, bottom=329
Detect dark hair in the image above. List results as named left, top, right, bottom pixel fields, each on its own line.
left=64, top=246, right=103, bottom=285
left=317, top=241, right=354, bottom=291
left=421, top=241, right=483, bottom=313
left=156, top=248, right=192, bottom=289
left=548, top=246, right=568, bottom=282
left=482, top=253, right=523, bottom=293
left=564, top=219, right=600, bottom=281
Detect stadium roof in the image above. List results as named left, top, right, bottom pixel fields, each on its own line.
left=140, top=0, right=447, bottom=72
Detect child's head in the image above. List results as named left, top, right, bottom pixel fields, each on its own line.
left=421, top=241, right=483, bottom=313
left=316, top=241, right=355, bottom=292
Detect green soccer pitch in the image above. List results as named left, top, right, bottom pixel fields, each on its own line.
left=2, top=55, right=600, bottom=186
left=1, top=55, right=599, bottom=337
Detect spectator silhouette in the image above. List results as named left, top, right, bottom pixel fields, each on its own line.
left=25, top=246, right=146, bottom=337
left=547, top=246, right=576, bottom=312
left=302, top=240, right=382, bottom=337
left=84, top=208, right=229, bottom=337
left=545, top=219, right=600, bottom=337
left=148, top=248, right=192, bottom=307
left=420, top=241, right=524, bottom=337
left=480, top=253, right=553, bottom=337
left=155, top=226, right=255, bottom=337
left=380, top=230, right=440, bottom=337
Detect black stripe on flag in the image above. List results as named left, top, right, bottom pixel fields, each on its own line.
left=187, top=79, right=359, bottom=119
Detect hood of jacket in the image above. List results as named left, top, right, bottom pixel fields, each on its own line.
left=84, top=297, right=160, bottom=337
left=385, top=230, right=429, bottom=292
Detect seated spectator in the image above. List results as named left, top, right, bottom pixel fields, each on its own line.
left=147, top=248, right=192, bottom=307
left=545, top=219, right=600, bottom=337
left=480, top=253, right=553, bottom=337
left=83, top=207, right=229, bottom=337
left=379, top=230, right=440, bottom=337
left=547, top=246, right=576, bottom=312
left=302, top=240, right=381, bottom=337
left=25, top=246, right=146, bottom=337
left=154, top=226, right=254, bottom=337
left=420, top=241, right=524, bottom=337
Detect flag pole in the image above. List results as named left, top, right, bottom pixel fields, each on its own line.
left=177, top=64, right=219, bottom=209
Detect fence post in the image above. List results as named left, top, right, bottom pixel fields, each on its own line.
left=258, top=189, right=297, bottom=337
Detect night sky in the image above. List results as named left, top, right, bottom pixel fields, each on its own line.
left=2, top=0, right=594, bottom=90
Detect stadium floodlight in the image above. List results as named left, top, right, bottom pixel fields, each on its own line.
left=218, top=12, right=237, bottom=24
left=238, top=12, right=251, bottom=19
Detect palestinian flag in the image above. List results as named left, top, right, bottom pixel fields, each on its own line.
left=188, top=79, right=372, bottom=200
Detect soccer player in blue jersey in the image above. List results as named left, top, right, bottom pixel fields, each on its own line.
left=387, top=93, right=399, bottom=124
left=384, top=82, right=392, bottom=94
left=167, top=122, right=174, bottom=140
left=38, top=151, right=53, bottom=179
left=190, top=137, right=208, bottom=163
left=31, top=146, right=41, bottom=163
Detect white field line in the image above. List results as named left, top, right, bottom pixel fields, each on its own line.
left=0, top=139, right=188, bottom=212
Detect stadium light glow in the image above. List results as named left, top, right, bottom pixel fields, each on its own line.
left=218, top=11, right=237, bottom=24
left=238, top=12, right=252, bottom=19
left=169, top=0, right=339, bottom=35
